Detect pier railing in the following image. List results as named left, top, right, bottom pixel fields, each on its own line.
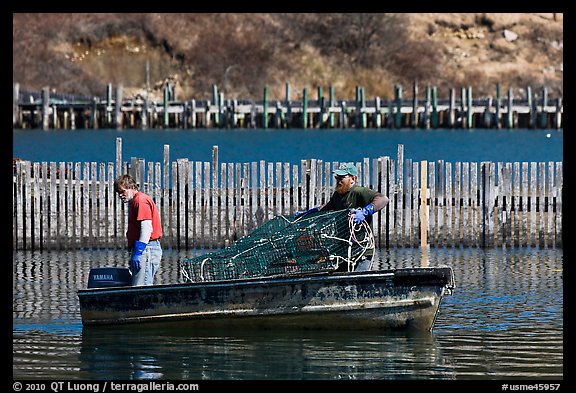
left=13, top=139, right=562, bottom=250
left=13, top=81, right=563, bottom=130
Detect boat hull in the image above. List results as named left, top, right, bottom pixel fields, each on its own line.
left=78, top=267, right=454, bottom=331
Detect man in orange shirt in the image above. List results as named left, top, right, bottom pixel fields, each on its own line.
left=114, top=174, right=163, bottom=286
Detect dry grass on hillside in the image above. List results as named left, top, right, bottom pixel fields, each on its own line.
left=13, top=13, right=563, bottom=100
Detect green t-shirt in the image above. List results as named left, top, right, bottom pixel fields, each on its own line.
left=321, top=185, right=377, bottom=226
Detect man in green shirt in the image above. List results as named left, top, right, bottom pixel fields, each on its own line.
left=295, top=162, right=389, bottom=271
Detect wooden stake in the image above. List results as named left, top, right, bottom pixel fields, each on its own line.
left=420, top=160, right=428, bottom=248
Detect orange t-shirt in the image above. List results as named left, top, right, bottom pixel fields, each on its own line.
left=127, top=192, right=162, bottom=247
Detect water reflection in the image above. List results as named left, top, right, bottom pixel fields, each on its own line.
left=78, top=326, right=449, bottom=380
left=13, top=247, right=563, bottom=380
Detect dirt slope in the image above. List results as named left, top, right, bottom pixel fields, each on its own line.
left=12, top=13, right=563, bottom=100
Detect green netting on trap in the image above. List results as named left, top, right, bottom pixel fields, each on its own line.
left=180, top=209, right=374, bottom=282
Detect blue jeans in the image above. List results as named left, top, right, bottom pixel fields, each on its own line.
left=131, top=239, right=162, bottom=286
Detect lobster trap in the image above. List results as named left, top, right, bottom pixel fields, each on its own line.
left=180, top=209, right=374, bottom=283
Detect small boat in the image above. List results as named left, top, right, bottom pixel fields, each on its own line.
left=78, top=266, right=455, bottom=331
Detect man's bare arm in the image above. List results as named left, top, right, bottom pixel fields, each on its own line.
left=371, top=193, right=389, bottom=212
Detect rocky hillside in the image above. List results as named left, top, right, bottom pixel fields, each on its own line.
left=12, top=13, right=563, bottom=101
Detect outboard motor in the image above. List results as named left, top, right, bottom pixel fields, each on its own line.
left=87, top=267, right=132, bottom=288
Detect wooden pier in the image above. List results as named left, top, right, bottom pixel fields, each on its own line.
left=13, top=81, right=563, bottom=130
left=12, top=138, right=563, bottom=251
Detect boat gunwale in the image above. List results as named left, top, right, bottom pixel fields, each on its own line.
left=78, top=267, right=454, bottom=297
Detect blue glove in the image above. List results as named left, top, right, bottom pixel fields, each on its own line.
left=130, top=240, right=147, bottom=272
left=352, top=203, right=375, bottom=224
left=294, top=206, right=320, bottom=218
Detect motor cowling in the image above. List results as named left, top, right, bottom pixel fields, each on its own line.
left=87, top=267, right=132, bottom=288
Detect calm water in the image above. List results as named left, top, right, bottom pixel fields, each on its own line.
left=13, top=128, right=563, bottom=165
left=12, top=128, right=564, bottom=381
left=13, top=247, right=563, bottom=380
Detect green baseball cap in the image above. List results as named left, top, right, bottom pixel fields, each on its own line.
left=333, top=162, right=358, bottom=177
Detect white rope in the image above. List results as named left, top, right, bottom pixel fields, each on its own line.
left=317, top=211, right=375, bottom=271
left=230, top=238, right=272, bottom=260
left=200, top=257, right=212, bottom=282
left=278, top=215, right=292, bottom=223
left=321, top=233, right=352, bottom=245
left=328, top=255, right=348, bottom=269
left=346, top=211, right=375, bottom=271
left=180, top=263, right=191, bottom=282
